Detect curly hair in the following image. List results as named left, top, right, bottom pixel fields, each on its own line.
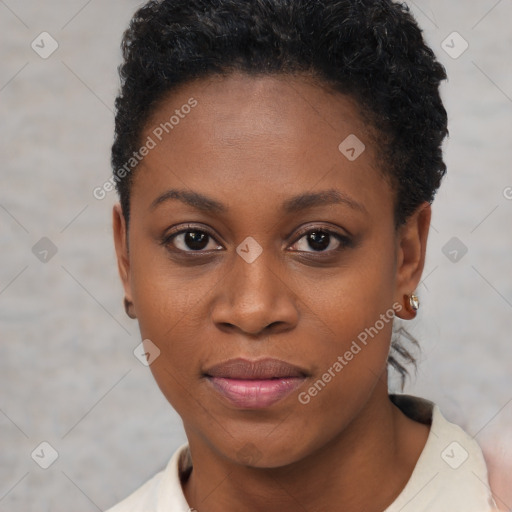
left=111, top=0, right=448, bottom=386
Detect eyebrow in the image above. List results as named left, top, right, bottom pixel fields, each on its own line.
left=150, top=188, right=367, bottom=215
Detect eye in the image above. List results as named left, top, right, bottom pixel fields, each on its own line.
left=163, top=225, right=223, bottom=253
left=289, top=227, right=352, bottom=254
left=162, top=224, right=352, bottom=255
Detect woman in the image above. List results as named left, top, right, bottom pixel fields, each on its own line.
left=107, top=0, right=498, bottom=510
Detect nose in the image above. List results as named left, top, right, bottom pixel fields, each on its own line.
left=211, top=249, right=299, bottom=337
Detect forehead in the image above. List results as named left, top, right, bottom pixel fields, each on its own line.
left=131, top=72, right=391, bottom=219
left=145, top=71, right=372, bottom=149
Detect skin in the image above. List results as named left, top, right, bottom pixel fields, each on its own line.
left=113, top=72, right=432, bottom=512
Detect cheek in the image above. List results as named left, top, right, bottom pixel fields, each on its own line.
left=305, top=278, right=395, bottom=394
left=128, top=246, right=213, bottom=406
left=129, top=231, right=211, bottom=339
left=296, top=232, right=397, bottom=402
left=133, top=279, right=206, bottom=364
left=294, top=302, right=395, bottom=450
left=137, top=310, right=208, bottom=415
left=309, top=229, right=397, bottom=338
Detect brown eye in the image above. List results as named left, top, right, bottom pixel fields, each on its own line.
left=164, top=226, right=223, bottom=253
left=290, top=227, right=352, bottom=254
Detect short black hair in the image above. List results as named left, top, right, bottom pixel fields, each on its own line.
left=111, top=0, right=448, bottom=384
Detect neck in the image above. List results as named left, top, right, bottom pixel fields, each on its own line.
left=181, top=384, right=429, bottom=512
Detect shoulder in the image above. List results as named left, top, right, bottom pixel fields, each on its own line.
left=387, top=394, right=498, bottom=512
left=104, top=443, right=191, bottom=512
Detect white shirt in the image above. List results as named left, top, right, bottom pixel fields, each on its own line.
left=105, top=395, right=498, bottom=512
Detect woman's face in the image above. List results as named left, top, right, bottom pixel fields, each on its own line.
left=113, top=72, right=429, bottom=468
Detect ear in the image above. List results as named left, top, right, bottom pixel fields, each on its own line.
left=113, top=203, right=133, bottom=306
left=393, top=201, right=431, bottom=320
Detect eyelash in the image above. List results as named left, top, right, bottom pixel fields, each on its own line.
left=161, top=224, right=353, bottom=257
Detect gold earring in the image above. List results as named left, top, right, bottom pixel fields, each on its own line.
left=124, top=298, right=136, bottom=319
left=408, top=294, right=419, bottom=312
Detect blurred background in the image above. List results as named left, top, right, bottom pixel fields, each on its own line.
left=0, top=1, right=511, bottom=510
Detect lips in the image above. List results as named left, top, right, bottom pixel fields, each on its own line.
left=203, top=358, right=309, bottom=409
left=203, top=357, right=308, bottom=380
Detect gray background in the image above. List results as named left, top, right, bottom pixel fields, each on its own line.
left=1, top=1, right=511, bottom=511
